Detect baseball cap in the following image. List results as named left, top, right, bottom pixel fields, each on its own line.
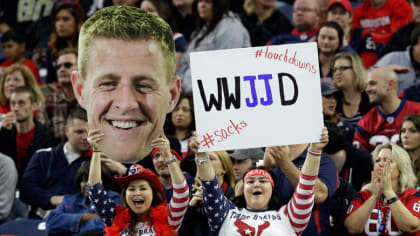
left=114, top=164, right=166, bottom=202
left=230, top=148, right=264, bottom=161
left=321, top=82, right=339, bottom=96
left=327, top=0, right=352, bottom=13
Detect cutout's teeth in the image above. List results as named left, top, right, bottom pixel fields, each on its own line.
left=111, top=120, right=139, bottom=129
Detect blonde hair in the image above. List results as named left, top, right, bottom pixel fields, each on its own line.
left=0, top=65, right=44, bottom=107
left=332, top=52, right=367, bottom=92
left=78, top=6, right=175, bottom=82
left=214, top=151, right=235, bottom=188
left=372, top=143, right=417, bottom=194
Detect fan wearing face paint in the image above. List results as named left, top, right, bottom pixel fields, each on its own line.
left=190, top=128, right=328, bottom=236
left=87, top=129, right=189, bottom=236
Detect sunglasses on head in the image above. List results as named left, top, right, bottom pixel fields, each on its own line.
left=56, top=62, right=74, bottom=70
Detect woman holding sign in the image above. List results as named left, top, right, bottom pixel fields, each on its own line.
left=189, top=128, right=328, bottom=235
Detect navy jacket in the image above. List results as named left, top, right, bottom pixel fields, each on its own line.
left=20, top=145, right=91, bottom=210
left=46, top=191, right=121, bottom=235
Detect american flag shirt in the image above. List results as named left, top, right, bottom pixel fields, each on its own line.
left=88, top=180, right=189, bottom=235
left=201, top=173, right=317, bottom=236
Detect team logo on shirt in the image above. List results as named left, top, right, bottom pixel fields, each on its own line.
left=234, top=218, right=270, bottom=236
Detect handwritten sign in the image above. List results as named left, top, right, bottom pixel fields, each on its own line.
left=190, top=42, right=324, bottom=152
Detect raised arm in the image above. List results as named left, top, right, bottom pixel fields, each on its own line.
left=87, top=129, right=103, bottom=186
left=271, top=128, right=328, bottom=235
left=381, top=160, right=420, bottom=233
left=344, top=167, right=382, bottom=234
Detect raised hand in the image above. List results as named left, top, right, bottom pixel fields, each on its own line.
left=266, top=145, right=290, bottom=166
left=87, top=129, right=104, bottom=151
left=189, top=178, right=203, bottom=207
left=309, top=127, right=329, bottom=152
left=189, top=132, right=200, bottom=155
left=366, top=165, right=382, bottom=198
left=150, top=130, right=171, bottom=160
left=1, top=112, right=16, bottom=130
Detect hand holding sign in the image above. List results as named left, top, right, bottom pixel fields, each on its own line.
left=190, top=42, right=323, bottom=152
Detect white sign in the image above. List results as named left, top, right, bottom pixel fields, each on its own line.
left=190, top=42, right=324, bottom=152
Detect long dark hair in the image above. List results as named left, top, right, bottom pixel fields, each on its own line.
left=164, top=93, right=196, bottom=137
left=121, top=179, right=165, bottom=234
left=317, top=21, right=343, bottom=53
left=192, top=0, right=230, bottom=48
left=49, top=1, right=85, bottom=59
left=232, top=166, right=281, bottom=210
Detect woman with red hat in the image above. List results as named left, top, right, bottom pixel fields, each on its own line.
left=87, top=129, right=189, bottom=236
left=190, top=128, right=328, bottom=236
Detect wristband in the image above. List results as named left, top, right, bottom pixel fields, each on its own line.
left=386, top=196, right=399, bottom=205
left=308, top=149, right=322, bottom=156
left=195, top=154, right=209, bottom=165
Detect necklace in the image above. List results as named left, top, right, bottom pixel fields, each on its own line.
left=376, top=200, right=390, bottom=235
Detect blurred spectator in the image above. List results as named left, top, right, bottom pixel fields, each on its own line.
left=324, top=121, right=372, bottom=191
left=270, top=0, right=321, bottom=44
left=352, top=0, right=413, bottom=45
left=0, top=29, right=41, bottom=84
left=45, top=161, right=122, bottom=236
left=230, top=148, right=264, bottom=181
left=317, top=21, right=344, bottom=84
left=37, top=48, right=79, bottom=145
left=353, top=67, right=420, bottom=152
left=0, top=153, right=18, bottom=223
left=177, top=0, right=250, bottom=94
left=0, top=64, right=43, bottom=114
left=140, top=0, right=188, bottom=74
left=20, top=106, right=92, bottom=218
left=326, top=0, right=353, bottom=47
left=371, top=24, right=420, bottom=94
left=179, top=150, right=234, bottom=236
left=0, top=86, right=54, bottom=179
left=0, top=0, right=55, bottom=52
left=332, top=52, right=373, bottom=126
left=345, top=143, right=420, bottom=235
left=46, top=1, right=85, bottom=84
left=399, top=114, right=420, bottom=186
left=167, top=0, right=197, bottom=41
left=268, top=143, right=338, bottom=236
left=108, top=0, right=141, bottom=7
left=164, top=93, right=195, bottom=158
left=326, top=0, right=382, bottom=69
left=381, top=0, right=420, bottom=56
left=321, top=82, right=355, bottom=144
left=239, top=0, right=292, bottom=46
left=151, top=136, right=194, bottom=201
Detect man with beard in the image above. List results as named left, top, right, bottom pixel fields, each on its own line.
left=20, top=106, right=93, bottom=218
left=38, top=48, right=79, bottom=145
left=353, top=67, right=420, bottom=152
left=0, top=86, right=54, bottom=179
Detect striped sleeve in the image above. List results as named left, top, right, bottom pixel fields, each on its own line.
left=168, top=179, right=190, bottom=231
left=284, top=173, right=317, bottom=236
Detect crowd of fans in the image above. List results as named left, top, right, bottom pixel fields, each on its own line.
left=0, top=0, right=420, bottom=235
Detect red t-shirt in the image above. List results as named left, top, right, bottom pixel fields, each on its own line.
left=347, top=188, right=420, bottom=235
left=352, top=0, right=413, bottom=45
left=0, top=58, right=41, bottom=84
left=16, top=128, right=35, bottom=172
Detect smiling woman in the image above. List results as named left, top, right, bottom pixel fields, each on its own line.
left=87, top=129, right=189, bottom=236
left=190, top=128, right=329, bottom=235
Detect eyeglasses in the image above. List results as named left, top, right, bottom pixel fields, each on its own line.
left=293, top=7, right=315, bottom=13
left=331, top=66, right=352, bottom=74
left=56, top=62, right=74, bottom=70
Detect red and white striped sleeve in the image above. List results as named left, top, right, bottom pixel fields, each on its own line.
left=284, top=173, right=317, bottom=236
left=167, top=179, right=190, bottom=231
